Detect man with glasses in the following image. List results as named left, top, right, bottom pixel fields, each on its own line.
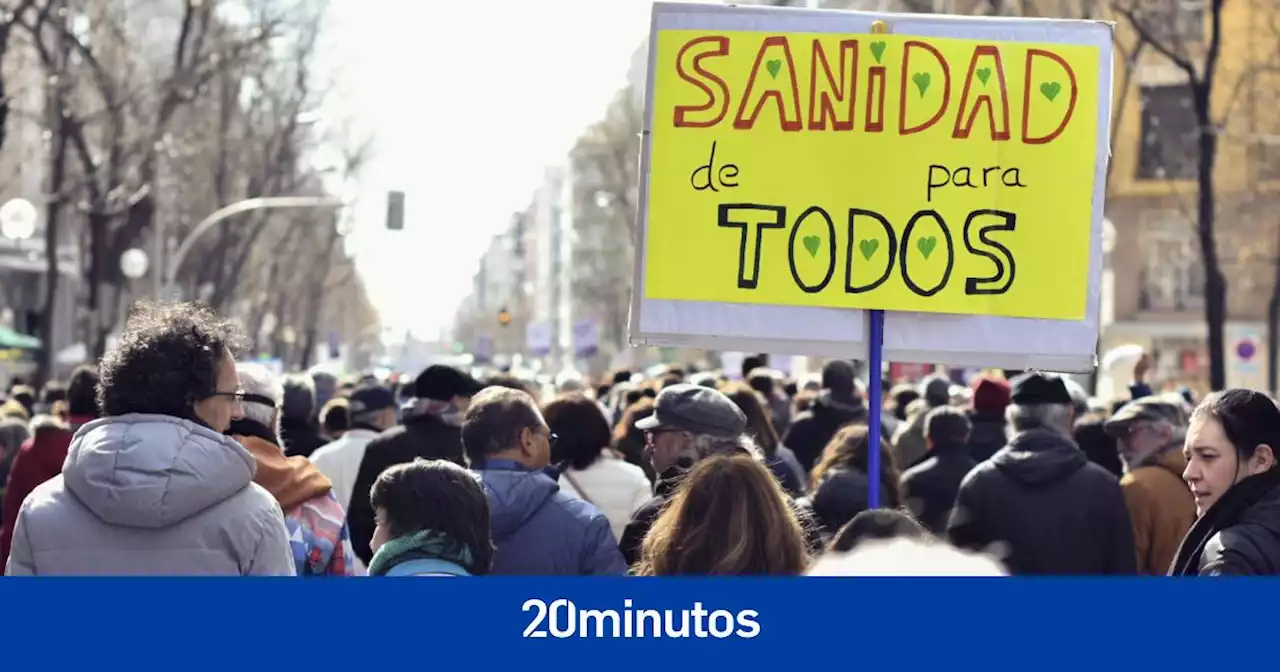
left=619, top=384, right=756, bottom=566
left=462, top=386, right=625, bottom=575
left=1105, top=395, right=1197, bottom=574
left=5, top=301, right=293, bottom=575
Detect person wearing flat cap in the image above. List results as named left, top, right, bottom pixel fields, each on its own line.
left=617, top=383, right=759, bottom=566
left=947, top=372, right=1137, bottom=575
left=1105, top=396, right=1196, bottom=575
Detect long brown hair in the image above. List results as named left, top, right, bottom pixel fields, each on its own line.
left=634, top=453, right=809, bottom=576
left=810, top=424, right=902, bottom=507
left=720, top=381, right=780, bottom=458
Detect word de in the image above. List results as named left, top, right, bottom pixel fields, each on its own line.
left=717, top=203, right=1017, bottom=298
left=690, top=141, right=740, bottom=192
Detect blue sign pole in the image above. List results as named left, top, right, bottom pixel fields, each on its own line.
left=866, top=309, right=885, bottom=509
left=864, top=18, right=891, bottom=512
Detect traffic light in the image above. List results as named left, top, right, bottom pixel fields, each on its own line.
left=386, top=191, right=405, bottom=231
left=498, top=307, right=511, bottom=327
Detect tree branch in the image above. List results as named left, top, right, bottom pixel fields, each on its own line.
left=1112, top=3, right=1199, bottom=83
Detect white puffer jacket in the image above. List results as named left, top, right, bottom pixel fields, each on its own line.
left=558, top=453, right=653, bottom=542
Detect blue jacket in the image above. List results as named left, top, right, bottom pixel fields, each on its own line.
left=475, top=460, right=627, bottom=575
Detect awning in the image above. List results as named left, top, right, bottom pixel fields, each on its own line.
left=0, top=327, right=40, bottom=350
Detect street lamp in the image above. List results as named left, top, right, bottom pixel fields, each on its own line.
left=158, top=196, right=348, bottom=299
left=0, top=198, right=37, bottom=240
left=119, top=248, right=149, bottom=280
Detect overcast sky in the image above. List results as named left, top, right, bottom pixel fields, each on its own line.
left=318, top=0, right=654, bottom=341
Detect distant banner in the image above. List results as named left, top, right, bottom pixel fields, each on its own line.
left=474, top=334, right=494, bottom=365
left=642, top=30, right=1101, bottom=321
left=526, top=322, right=552, bottom=357
left=573, top=320, right=599, bottom=358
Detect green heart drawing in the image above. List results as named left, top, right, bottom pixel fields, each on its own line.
left=870, top=41, right=886, bottom=64
left=912, top=72, right=931, bottom=97
left=802, top=235, right=821, bottom=258
left=858, top=239, right=879, bottom=261
left=766, top=59, right=782, bottom=79
left=917, top=236, right=937, bottom=259
left=1040, top=81, right=1062, bottom=102
left=976, top=67, right=991, bottom=86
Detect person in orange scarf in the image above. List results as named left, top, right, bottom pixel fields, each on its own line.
left=231, top=363, right=356, bottom=576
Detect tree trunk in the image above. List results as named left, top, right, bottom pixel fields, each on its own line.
left=34, top=114, right=69, bottom=386
left=87, top=211, right=111, bottom=360
left=1270, top=201, right=1280, bottom=394
left=1194, top=83, right=1226, bottom=390
left=1269, top=264, right=1279, bottom=395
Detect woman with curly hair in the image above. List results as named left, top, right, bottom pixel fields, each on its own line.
left=4, top=301, right=295, bottom=576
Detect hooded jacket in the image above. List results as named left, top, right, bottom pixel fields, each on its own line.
left=4, top=414, right=295, bottom=576
left=783, top=392, right=870, bottom=474
left=947, top=428, right=1137, bottom=575
left=475, top=459, right=626, bottom=575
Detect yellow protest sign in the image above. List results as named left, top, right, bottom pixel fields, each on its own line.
left=642, top=29, right=1102, bottom=321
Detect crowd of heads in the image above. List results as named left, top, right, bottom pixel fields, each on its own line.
left=8, top=302, right=1280, bottom=577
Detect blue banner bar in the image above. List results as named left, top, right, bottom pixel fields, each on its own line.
left=0, top=577, right=1264, bottom=669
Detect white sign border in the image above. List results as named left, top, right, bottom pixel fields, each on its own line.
left=628, top=2, right=1114, bottom=372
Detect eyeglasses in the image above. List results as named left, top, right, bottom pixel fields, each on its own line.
left=644, top=428, right=678, bottom=446
left=211, top=389, right=246, bottom=404
left=548, top=431, right=559, bottom=447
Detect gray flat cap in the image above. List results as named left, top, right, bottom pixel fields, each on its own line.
left=635, top=383, right=747, bottom=438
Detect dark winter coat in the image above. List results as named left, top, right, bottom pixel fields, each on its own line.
left=901, top=441, right=978, bottom=536
left=947, top=428, right=1137, bottom=575
left=783, top=393, right=869, bottom=474
left=347, top=414, right=466, bottom=565
left=1172, top=468, right=1280, bottom=576
left=280, top=418, right=327, bottom=459
left=966, top=411, right=1007, bottom=464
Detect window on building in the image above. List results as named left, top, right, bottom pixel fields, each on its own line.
left=1138, top=0, right=1206, bottom=46
left=1138, top=214, right=1204, bottom=311
left=1138, top=84, right=1198, bottom=180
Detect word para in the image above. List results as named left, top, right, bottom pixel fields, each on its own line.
left=718, top=203, right=1016, bottom=298
left=926, top=163, right=1026, bottom=202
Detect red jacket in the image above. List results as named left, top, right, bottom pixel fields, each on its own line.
left=0, top=416, right=93, bottom=569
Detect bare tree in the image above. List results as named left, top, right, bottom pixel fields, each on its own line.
left=162, top=1, right=327, bottom=312
left=0, top=0, right=42, bottom=157
left=17, top=0, right=288, bottom=356
left=568, top=85, right=641, bottom=355
left=1111, top=0, right=1235, bottom=388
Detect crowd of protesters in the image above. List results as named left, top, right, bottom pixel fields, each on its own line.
left=2, top=301, right=1279, bottom=576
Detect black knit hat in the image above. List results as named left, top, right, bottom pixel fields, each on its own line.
left=413, top=365, right=485, bottom=401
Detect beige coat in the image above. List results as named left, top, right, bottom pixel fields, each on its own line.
left=1121, top=449, right=1196, bottom=575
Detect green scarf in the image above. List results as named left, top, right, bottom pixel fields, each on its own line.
left=367, top=529, right=476, bottom=576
